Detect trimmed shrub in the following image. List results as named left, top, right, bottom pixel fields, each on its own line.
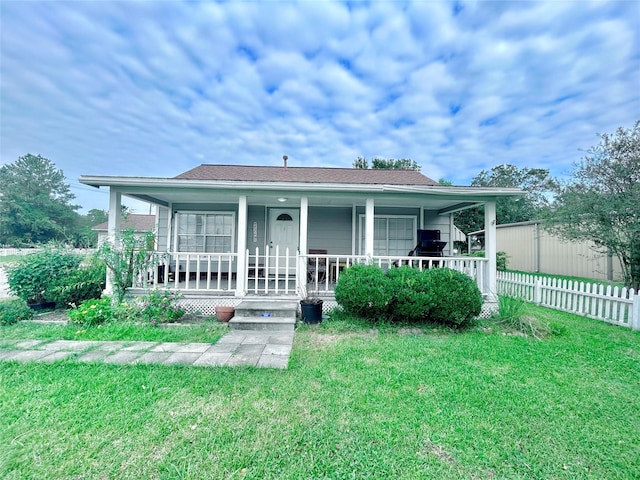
left=0, top=299, right=34, bottom=325
left=425, top=268, right=483, bottom=326
left=386, top=267, right=436, bottom=322
left=334, top=264, right=392, bottom=319
left=7, top=247, right=82, bottom=304
left=68, top=297, right=112, bottom=326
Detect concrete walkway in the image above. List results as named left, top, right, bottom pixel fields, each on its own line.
left=0, top=330, right=294, bottom=369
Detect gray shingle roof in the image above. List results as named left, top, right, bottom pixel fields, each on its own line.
left=174, top=164, right=439, bottom=186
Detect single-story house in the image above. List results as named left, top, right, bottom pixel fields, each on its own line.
left=80, top=162, right=522, bottom=313
left=92, top=214, right=157, bottom=245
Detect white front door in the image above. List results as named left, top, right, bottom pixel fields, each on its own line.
left=268, top=208, right=299, bottom=276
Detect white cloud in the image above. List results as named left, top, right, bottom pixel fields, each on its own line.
left=1, top=0, right=638, bottom=212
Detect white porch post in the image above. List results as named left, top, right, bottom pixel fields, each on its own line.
left=104, top=189, right=122, bottom=294
left=484, top=199, right=497, bottom=297
left=365, top=198, right=375, bottom=257
left=235, top=195, right=247, bottom=297
left=299, top=197, right=308, bottom=291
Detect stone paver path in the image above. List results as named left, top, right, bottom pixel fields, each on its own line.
left=0, top=330, right=294, bottom=369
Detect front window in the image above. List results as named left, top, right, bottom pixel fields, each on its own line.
left=360, top=215, right=416, bottom=256
left=175, top=212, right=235, bottom=253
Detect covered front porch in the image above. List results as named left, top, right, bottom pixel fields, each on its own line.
left=81, top=169, right=511, bottom=305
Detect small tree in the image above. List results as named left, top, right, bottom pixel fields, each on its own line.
left=545, top=121, right=640, bottom=290
left=98, top=230, right=158, bottom=304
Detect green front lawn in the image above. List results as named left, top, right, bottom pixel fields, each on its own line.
left=1, top=307, right=638, bottom=479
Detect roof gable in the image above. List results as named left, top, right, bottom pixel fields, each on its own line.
left=175, top=164, right=439, bottom=186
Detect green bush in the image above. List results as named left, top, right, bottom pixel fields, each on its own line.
left=386, top=267, right=435, bottom=322
left=334, top=264, right=392, bottom=319
left=137, top=290, right=185, bottom=325
left=335, top=264, right=484, bottom=327
left=425, top=268, right=483, bottom=326
left=7, top=247, right=82, bottom=304
left=0, top=299, right=34, bottom=325
left=111, top=300, right=143, bottom=323
left=68, top=297, right=112, bottom=326
left=497, top=251, right=508, bottom=272
left=463, top=250, right=508, bottom=271
left=50, top=256, right=106, bottom=308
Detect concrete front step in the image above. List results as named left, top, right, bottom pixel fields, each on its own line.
left=229, top=299, right=298, bottom=332
left=234, top=300, right=298, bottom=318
left=229, top=315, right=296, bottom=332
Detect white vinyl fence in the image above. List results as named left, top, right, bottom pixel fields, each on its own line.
left=497, top=271, right=640, bottom=330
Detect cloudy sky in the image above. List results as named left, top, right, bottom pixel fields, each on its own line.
left=1, top=1, right=638, bottom=213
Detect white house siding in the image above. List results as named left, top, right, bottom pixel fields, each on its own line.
left=246, top=205, right=268, bottom=255
left=157, top=207, right=170, bottom=251
left=497, top=222, right=624, bottom=282
left=307, top=207, right=353, bottom=254
left=422, top=211, right=452, bottom=256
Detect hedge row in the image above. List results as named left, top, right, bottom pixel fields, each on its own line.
left=334, top=264, right=483, bottom=326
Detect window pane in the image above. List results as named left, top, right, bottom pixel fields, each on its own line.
left=205, top=216, right=218, bottom=235
left=178, top=213, right=233, bottom=253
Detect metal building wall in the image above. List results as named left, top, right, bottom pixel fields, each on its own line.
left=496, top=221, right=624, bottom=282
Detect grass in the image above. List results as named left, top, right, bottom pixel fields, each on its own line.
left=1, top=307, right=639, bottom=479
left=0, top=317, right=227, bottom=346
left=0, top=255, right=20, bottom=264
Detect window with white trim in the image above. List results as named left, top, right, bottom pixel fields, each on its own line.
left=359, top=215, right=416, bottom=256
left=175, top=212, right=235, bottom=253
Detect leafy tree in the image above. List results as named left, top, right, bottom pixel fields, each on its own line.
left=353, top=156, right=368, bottom=169
left=545, top=121, right=640, bottom=289
left=0, top=154, right=79, bottom=245
left=74, top=209, right=108, bottom=247
left=455, top=164, right=559, bottom=234
left=85, top=208, right=108, bottom=226
left=353, top=157, right=421, bottom=171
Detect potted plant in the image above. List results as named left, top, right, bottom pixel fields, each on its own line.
left=298, top=284, right=323, bottom=324
left=215, top=305, right=235, bottom=322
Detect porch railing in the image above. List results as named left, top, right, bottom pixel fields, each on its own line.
left=134, top=252, right=238, bottom=292
left=132, top=251, right=489, bottom=297
left=300, top=254, right=488, bottom=296
left=245, top=246, right=298, bottom=295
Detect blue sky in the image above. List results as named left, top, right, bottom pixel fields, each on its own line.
left=1, top=0, right=639, bottom=213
